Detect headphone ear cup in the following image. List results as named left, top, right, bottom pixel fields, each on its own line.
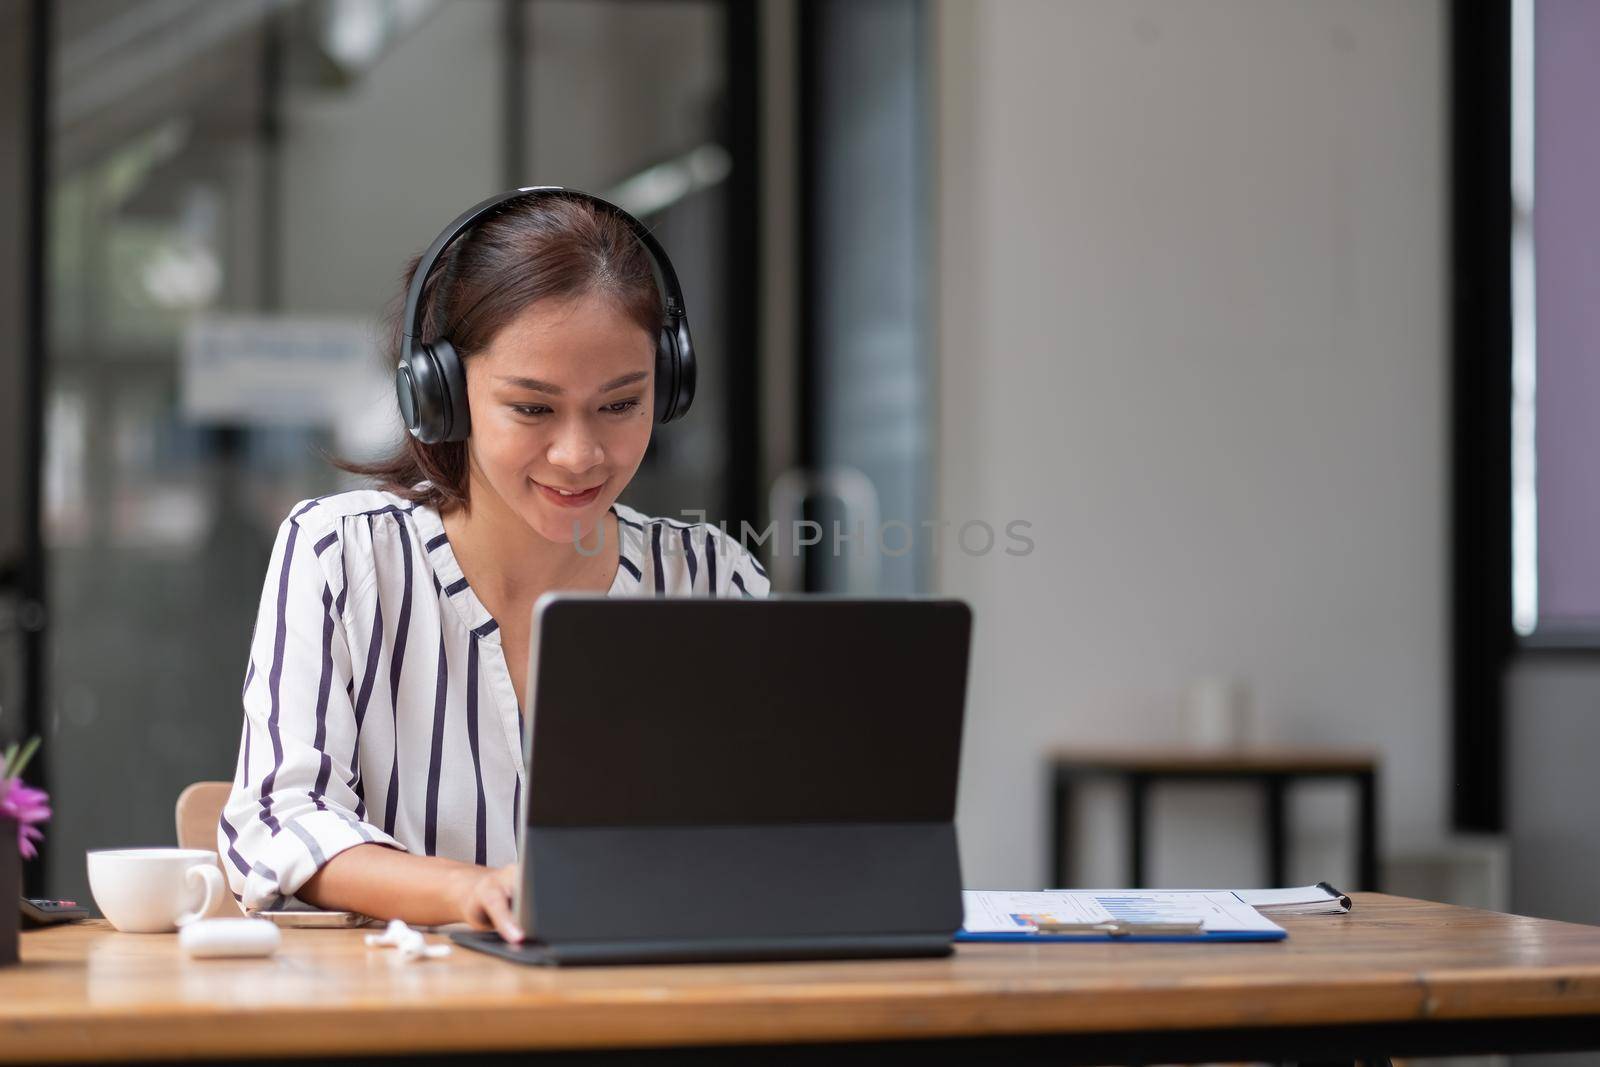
left=654, top=329, right=678, bottom=423
left=396, top=358, right=426, bottom=439
left=398, top=343, right=447, bottom=444
left=430, top=339, right=471, bottom=442
left=397, top=340, right=471, bottom=444
left=655, top=319, right=696, bottom=424
left=674, top=318, right=696, bottom=420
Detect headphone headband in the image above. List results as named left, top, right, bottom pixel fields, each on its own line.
left=401, top=186, right=685, bottom=348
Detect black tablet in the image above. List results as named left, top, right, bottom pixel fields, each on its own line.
left=454, top=595, right=972, bottom=966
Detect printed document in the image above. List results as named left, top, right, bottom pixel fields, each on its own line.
left=961, top=889, right=1286, bottom=935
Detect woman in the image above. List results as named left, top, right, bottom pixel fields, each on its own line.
left=219, top=190, right=768, bottom=944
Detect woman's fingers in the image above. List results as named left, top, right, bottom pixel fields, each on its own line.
left=450, top=863, right=524, bottom=943
left=461, top=894, right=491, bottom=931
left=478, top=877, right=524, bottom=944
left=496, top=862, right=519, bottom=893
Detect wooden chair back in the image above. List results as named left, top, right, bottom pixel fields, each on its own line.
left=175, top=780, right=245, bottom=917
left=175, top=781, right=233, bottom=852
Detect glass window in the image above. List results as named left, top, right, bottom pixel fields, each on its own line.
left=38, top=0, right=752, bottom=903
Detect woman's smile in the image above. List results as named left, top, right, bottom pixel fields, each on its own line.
left=531, top=477, right=606, bottom=508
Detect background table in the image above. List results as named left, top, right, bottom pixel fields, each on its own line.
left=5, top=895, right=1600, bottom=1064
left=1048, top=746, right=1380, bottom=890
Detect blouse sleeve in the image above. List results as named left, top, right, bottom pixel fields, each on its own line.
left=218, top=504, right=405, bottom=910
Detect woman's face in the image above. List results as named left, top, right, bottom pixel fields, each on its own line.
left=463, top=292, right=655, bottom=545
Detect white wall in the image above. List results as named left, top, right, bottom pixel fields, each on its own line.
left=272, top=3, right=503, bottom=461
left=278, top=3, right=502, bottom=317
left=1509, top=659, right=1600, bottom=925
left=935, top=0, right=1448, bottom=890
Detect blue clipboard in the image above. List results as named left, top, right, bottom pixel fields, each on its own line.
left=954, top=928, right=1286, bottom=943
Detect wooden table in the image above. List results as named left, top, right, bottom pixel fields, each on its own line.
left=5, top=896, right=1600, bottom=1064
left=1049, top=746, right=1380, bottom=891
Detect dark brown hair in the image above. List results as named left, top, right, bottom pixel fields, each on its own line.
left=337, top=194, right=662, bottom=513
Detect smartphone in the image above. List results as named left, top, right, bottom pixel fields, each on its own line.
left=254, top=909, right=371, bottom=928
left=20, top=897, right=92, bottom=928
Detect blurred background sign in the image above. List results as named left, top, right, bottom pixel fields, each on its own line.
left=181, top=314, right=383, bottom=427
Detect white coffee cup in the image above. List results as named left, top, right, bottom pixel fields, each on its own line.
left=1183, top=676, right=1256, bottom=750
left=87, top=848, right=226, bottom=933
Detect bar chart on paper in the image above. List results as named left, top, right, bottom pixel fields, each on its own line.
left=1098, top=894, right=1225, bottom=924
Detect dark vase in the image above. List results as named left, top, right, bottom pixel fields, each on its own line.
left=0, top=817, right=17, bottom=965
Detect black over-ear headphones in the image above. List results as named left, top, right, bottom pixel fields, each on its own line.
left=396, top=186, right=697, bottom=444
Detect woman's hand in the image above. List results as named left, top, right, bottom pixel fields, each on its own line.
left=451, top=862, right=524, bottom=943
left=300, top=846, right=526, bottom=941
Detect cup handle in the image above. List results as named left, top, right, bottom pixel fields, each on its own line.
left=176, top=864, right=224, bottom=927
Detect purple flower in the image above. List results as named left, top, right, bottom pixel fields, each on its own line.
left=0, top=777, right=50, bottom=861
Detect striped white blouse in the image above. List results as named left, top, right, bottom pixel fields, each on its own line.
left=218, top=488, right=770, bottom=910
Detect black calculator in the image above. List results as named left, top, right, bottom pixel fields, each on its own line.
left=20, top=897, right=91, bottom=928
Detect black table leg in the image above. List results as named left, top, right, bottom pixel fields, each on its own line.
left=1050, top=767, right=1070, bottom=888
left=1265, top=775, right=1288, bottom=887
left=1128, top=774, right=1149, bottom=888
left=1357, top=769, right=1380, bottom=891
